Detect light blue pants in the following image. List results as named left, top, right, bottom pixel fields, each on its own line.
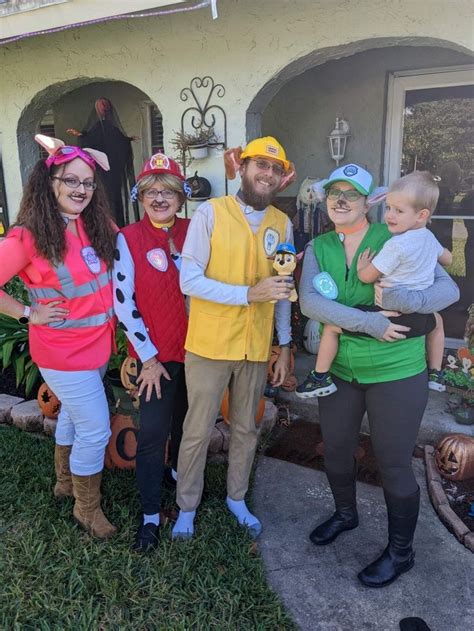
left=39, top=365, right=110, bottom=476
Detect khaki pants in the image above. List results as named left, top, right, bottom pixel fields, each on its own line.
left=176, top=352, right=268, bottom=511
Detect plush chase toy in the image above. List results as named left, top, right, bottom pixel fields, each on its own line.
left=273, top=243, right=298, bottom=302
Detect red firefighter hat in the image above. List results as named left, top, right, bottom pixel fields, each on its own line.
left=137, top=152, right=185, bottom=182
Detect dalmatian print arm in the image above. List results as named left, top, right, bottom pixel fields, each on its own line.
left=113, top=233, right=158, bottom=362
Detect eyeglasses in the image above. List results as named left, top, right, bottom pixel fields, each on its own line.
left=143, top=189, right=177, bottom=200
left=326, top=188, right=363, bottom=202
left=251, top=159, right=285, bottom=177
left=51, top=176, right=96, bottom=191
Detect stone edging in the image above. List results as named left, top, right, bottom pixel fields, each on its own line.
left=424, top=445, right=473, bottom=553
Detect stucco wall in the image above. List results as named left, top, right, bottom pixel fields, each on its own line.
left=0, top=0, right=473, bottom=219
left=262, top=46, right=473, bottom=196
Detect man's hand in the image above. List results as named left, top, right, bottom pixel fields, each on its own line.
left=272, top=346, right=291, bottom=386
left=248, top=276, right=294, bottom=303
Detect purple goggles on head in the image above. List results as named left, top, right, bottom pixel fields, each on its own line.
left=45, top=146, right=98, bottom=170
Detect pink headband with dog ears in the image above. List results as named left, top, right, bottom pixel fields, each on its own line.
left=34, top=134, right=110, bottom=171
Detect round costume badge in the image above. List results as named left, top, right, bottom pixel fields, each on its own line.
left=263, top=227, right=279, bottom=257
left=81, top=246, right=101, bottom=274
left=343, top=165, right=358, bottom=177
left=149, top=153, right=170, bottom=171
left=146, top=248, right=168, bottom=272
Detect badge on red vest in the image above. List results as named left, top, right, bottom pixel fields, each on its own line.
left=146, top=248, right=168, bottom=272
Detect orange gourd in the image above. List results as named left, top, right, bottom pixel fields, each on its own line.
left=37, top=383, right=61, bottom=419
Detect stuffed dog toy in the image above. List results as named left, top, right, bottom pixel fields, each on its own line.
left=272, top=242, right=298, bottom=302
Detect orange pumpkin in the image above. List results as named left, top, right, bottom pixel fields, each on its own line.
left=104, top=413, right=138, bottom=470
left=37, top=383, right=61, bottom=419
left=220, top=389, right=265, bottom=425
left=120, top=356, right=138, bottom=391
left=435, top=433, right=474, bottom=481
left=281, top=374, right=298, bottom=392
left=267, top=345, right=295, bottom=382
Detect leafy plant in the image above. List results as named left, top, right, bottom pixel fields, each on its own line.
left=107, top=327, right=129, bottom=374
left=0, top=314, right=40, bottom=396
left=444, top=369, right=473, bottom=390
left=3, top=276, right=29, bottom=305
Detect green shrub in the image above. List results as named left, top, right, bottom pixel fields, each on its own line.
left=0, top=314, right=40, bottom=396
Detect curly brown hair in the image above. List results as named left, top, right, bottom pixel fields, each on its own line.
left=14, top=160, right=116, bottom=268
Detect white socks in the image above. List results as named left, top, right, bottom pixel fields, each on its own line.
left=172, top=510, right=196, bottom=539
left=226, top=497, right=262, bottom=538
left=171, top=468, right=178, bottom=481
left=143, top=513, right=160, bottom=526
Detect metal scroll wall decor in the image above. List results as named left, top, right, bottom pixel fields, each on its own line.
left=179, top=76, right=227, bottom=214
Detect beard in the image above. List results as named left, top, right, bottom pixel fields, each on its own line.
left=240, top=171, right=279, bottom=210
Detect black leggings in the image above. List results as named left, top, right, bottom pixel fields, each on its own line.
left=318, top=370, right=428, bottom=497
left=135, top=361, right=188, bottom=515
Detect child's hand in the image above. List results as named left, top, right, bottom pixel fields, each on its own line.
left=357, top=248, right=375, bottom=273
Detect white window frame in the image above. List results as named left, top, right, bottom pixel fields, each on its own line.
left=383, top=64, right=474, bottom=203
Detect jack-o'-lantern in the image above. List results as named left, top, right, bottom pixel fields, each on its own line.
left=186, top=171, right=211, bottom=199
left=105, top=414, right=138, bottom=470
left=435, top=433, right=474, bottom=481
left=220, top=389, right=265, bottom=425
left=120, top=356, right=138, bottom=391
left=267, top=345, right=296, bottom=382
left=37, top=383, right=61, bottom=419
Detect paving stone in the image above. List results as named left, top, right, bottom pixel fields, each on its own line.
left=10, top=399, right=43, bottom=432
left=43, top=417, right=57, bottom=437
left=424, top=448, right=442, bottom=482
left=463, top=532, right=474, bottom=553
left=428, top=479, right=448, bottom=508
left=0, top=394, right=25, bottom=424
left=437, top=504, right=469, bottom=542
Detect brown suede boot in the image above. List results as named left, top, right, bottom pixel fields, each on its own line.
left=54, top=445, right=74, bottom=499
left=72, top=472, right=117, bottom=539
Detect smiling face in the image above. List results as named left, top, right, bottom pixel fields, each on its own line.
left=326, top=181, right=369, bottom=228
left=239, top=157, right=283, bottom=210
left=50, top=158, right=95, bottom=217
left=139, top=174, right=183, bottom=224
left=385, top=191, right=430, bottom=235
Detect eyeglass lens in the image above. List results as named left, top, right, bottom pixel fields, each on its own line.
left=53, top=176, right=96, bottom=190
left=143, top=189, right=177, bottom=200
left=327, top=188, right=361, bottom=201
left=253, top=159, right=284, bottom=177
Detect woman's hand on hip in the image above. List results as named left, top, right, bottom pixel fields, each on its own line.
left=248, top=276, right=294, bottom=303
left=380, top=321, right=410, bottom=342
left=137, top=359, right=171, bottom=402
left=30, top=301, right=69, bottom=325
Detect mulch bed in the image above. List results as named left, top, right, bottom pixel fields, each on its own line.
left=264, top=418, right=424, bottom=487
left=441, top=477, right=474, bottom=531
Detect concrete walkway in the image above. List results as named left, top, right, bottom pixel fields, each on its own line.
left=253, top=456, right=473, bottom=631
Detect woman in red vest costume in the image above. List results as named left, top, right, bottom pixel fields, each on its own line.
left=0, top=135, right=117, bottom=539
left=113, top=153, right=190, bottom=552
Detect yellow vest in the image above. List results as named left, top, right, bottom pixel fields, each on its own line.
left=185, top=196, right=288, bottom=361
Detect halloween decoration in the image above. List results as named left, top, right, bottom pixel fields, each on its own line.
left=435, top=433, right=474, bottom=481
left=281, top=374, right=298, bottom=392
left=104, top=413, right=138, bottom=470
left=37, top=382, right=61, bottom=419
left=120, top=356, right=138, bottom=392
left=186, top=171, right=212, bottom=200
left=220, top=388, right=265, bottom=425
left=272, top=243, right=298, bottom=303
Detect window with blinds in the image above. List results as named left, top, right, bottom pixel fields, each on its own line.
left=150, top=105, right=164, bottom=155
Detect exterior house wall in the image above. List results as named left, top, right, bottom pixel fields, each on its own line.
left=262, top=46, right=473, bottom=195
left=0, top=0, right=473, bottom=219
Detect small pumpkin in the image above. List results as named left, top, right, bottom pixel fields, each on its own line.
left=105, top=414, right=139, bottom=470
left=435, top=433, right=474, bottom=481
left=186, top=171, right=212, bottom=199
left=120, top=356, right=138, bottom=392
left=267, top=345, right=295, bottom=382
left=37, top=382, right=61, bottom=419
left=220, top=389, right=265, bottom=425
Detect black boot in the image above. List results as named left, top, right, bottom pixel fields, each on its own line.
left=358, top=487, right=420, bottom=588
left=309, top=471, right=358, bottom=546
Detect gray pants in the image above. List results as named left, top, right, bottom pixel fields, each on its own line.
left=176, top=352, right=268, bottom=511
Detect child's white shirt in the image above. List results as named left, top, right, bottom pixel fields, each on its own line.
left=371, top=227, right=445, bottom=290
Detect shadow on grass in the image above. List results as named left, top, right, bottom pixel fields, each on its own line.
left=0, top=425, right=295, bottom=630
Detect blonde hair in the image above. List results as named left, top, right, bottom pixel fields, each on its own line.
left=137, top=173, right=185, bottom=205
left=389, top=171, right=440, bottom=215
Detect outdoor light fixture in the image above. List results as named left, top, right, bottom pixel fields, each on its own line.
left=328, top=117, right=350, bottom=166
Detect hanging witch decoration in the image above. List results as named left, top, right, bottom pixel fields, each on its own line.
left=67, top=97, right=139, bottom=227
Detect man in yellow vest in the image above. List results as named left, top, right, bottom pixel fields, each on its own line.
left=173, top=136, right=296, bottom=539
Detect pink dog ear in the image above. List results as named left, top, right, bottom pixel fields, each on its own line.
left=83, top=148, right=110, bottom=172
left=34, top=134, right=65, bottom=154
left=279, top=162, right=296, bottom=192
left=224, top=147, right=243, bottom=180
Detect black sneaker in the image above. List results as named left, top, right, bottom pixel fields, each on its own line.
left=428, top=370, right=446, bottom=392
left=131, top=522, right=160, bottom=553
left=295, top=371, right=337, bottom=399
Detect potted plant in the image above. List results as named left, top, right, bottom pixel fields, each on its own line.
left=170, top=128, right=216, bottom=166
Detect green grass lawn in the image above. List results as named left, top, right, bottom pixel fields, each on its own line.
left=0, top=425, right=295, bottom=630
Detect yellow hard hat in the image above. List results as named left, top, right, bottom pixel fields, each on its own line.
left=240, top=136, right=290, bottom=172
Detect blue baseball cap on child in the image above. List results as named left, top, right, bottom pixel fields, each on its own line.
left=323, top=164, right=374, bottom=196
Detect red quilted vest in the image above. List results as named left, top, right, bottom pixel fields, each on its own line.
left=121, top=214, right=189, bottom=363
